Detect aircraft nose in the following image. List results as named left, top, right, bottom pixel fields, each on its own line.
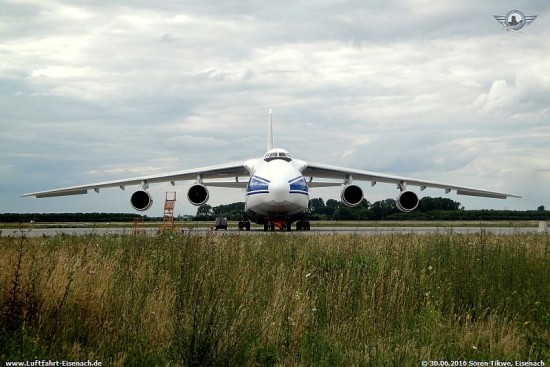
left=269, top=177, right=289, bottom=202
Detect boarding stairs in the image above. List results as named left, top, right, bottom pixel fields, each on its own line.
left=133, top=216, right=146, bottom=235
left=160, top=192, right=177, bottom=233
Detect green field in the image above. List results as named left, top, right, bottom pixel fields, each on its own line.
left=1, top=232, right=549, bottom=366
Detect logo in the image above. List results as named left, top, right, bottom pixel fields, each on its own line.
left=494, top=10, right=537, bottom=31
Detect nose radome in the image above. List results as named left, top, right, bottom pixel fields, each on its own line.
left=269, top=177, right=289, bottom=202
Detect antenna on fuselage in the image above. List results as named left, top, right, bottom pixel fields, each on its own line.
left=267, top=108, right=274, bottom=150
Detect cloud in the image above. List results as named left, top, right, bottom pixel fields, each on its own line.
left=1, top=0, right=549, bottom=215
left=474, top=57, right=550, bottom=118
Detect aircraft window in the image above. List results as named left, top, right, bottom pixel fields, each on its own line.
left=264, top=150, right=292, bottom=162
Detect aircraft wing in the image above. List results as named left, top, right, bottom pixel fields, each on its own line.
left=22, top=161, right=251, bottom=198
left=301, top=162, right=521, bottom=199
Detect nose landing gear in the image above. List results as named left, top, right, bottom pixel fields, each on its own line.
left=262, top=218, right=310, bottom=231
left=270, top=219, right=289, bottom=231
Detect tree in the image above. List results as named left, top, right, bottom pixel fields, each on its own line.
left=195, top=204, right=214, bottom=220
left=418, top=197, right=461, bottom=211
left=333, top=206, right=360, bottom=220
left=538, top=205, right=545, bottom=211
left=369, top=199, right=398, bottom=220
left=212, top=202, right=245, bottom=220
left=308, top=198, right=325, bottom=213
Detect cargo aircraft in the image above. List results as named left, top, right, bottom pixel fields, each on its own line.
left=22, top=111, right=520, bottom=231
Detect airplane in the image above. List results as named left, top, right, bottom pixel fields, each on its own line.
left=22, top=110, right=520, bottom=231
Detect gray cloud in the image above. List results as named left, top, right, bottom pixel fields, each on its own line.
left=1, top=0, right=549, bottom=215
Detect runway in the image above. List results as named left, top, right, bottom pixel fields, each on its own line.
left=0, top=226, right=544, bottom=237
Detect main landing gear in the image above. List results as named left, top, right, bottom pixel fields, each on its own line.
left=238, top=219, right=251, bottom=231
left=295, top=219, right=311, bottom=231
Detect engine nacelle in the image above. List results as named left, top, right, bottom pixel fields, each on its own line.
left=131, top=190, right=153, bottom=211
left=341, top=184, right=364, bottom=207
left=396, top=190, right=419, bottom=212
left=188, top=184, right=209, bottom=206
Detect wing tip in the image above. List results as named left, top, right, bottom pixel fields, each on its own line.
left=456, top=190, right=522, bottom=200
left=21, top=190, right=89, bottom=198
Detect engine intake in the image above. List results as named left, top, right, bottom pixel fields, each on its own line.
left=131, top=190, right=153, bottom=211
left=341, top=184, right=363, bottom=207
left=188, top=184, right=209, bottom=206
left=396, top=190, right=419, bottom=212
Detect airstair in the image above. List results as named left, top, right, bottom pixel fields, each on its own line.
left=160, top=192, right=177, bottom=233
left=133, top=216, right=146, bottom=235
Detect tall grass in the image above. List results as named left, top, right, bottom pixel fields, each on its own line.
left=1, top=231, right=549, bottom=366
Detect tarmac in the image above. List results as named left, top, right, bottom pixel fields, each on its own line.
left=0, top=226, right=545, bottom=237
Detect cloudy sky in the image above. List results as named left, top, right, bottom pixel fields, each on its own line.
left=1, top=0, right=549, bottom=216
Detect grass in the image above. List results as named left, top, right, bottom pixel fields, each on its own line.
left=1, top=231, right=549, bottom=366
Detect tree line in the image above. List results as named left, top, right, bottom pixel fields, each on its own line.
left=193, top=197, right=549, bottom=221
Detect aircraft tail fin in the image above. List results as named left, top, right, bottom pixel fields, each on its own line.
left=267, top=108, right=274, bottom=150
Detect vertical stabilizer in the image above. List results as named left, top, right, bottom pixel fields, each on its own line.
left=267, top=108, right=274, bottom=150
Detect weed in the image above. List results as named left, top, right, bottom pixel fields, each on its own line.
left=0, top=232, right=548, bottom=365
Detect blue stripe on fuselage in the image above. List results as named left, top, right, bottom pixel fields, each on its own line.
left=289, top=190, right=309, bottom=195
left=246, top=175, right=270, bottom=194
left=288, top=176, right=308, bottom=193
left=245, top=190, right=270, bottom=196
left=245, top=176, right=309, bottom=196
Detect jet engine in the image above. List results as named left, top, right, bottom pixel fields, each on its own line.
left=188, top=184, right=209, bottom=206
left=131, top=190, right=153, bottom=211
left=341, top=184, right=364, bottom=207
left=396, top=190, right=419, bottom=212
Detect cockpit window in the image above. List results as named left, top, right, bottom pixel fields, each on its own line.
left=264, top=149, right=292, bottom=162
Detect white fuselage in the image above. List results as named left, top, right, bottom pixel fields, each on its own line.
left=244, top=155, right=309, bottom=220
